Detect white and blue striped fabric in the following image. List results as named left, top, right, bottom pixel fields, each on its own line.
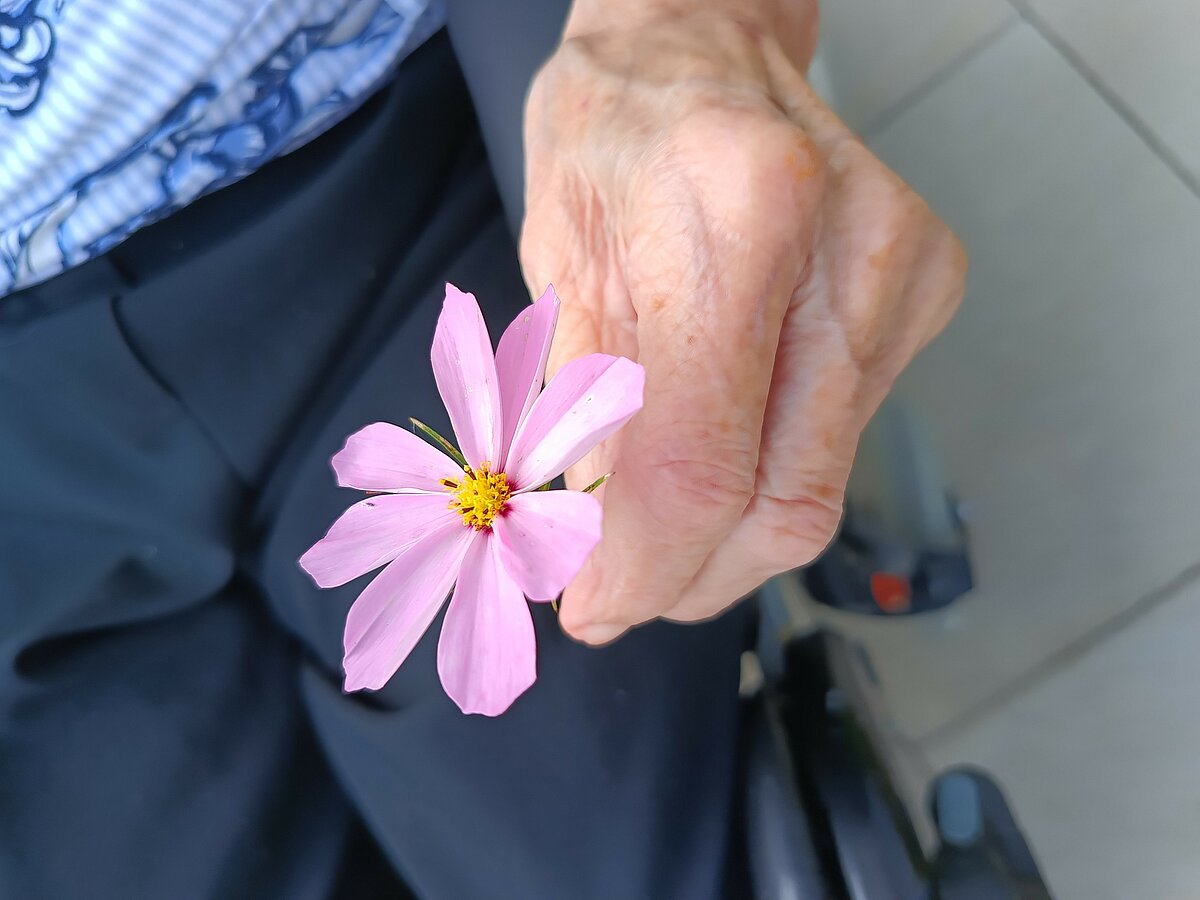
left=0, top=0, right=443, bottom=299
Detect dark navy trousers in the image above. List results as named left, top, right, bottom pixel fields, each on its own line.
left=0, top=33, right=750, bottom=900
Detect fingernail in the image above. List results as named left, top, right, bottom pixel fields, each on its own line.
left=573, top=622, right=626, bottom=646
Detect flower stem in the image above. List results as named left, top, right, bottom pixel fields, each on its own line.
left=410, top=418, right=468, bottom=468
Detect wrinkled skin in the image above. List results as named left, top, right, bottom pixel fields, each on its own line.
left=520, top=9, right=967, bottom=643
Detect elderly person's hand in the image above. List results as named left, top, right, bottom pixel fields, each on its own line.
left=521, top=0, right=966, bottom=644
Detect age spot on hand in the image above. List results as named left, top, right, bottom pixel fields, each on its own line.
left=784, top=149, right=817, bottom=184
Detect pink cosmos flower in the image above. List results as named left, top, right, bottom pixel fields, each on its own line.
left=299, top=284, right=645, bottom=716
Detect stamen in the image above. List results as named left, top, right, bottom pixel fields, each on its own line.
left=444, top=462, right=511, bottom=530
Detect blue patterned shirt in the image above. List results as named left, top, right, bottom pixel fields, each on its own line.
left=0, top=0, right=443, bottom=298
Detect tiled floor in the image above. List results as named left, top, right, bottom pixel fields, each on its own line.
left=810, top=3, right=1200, bottom=897
left=925, top=582, right=1200, bottom=899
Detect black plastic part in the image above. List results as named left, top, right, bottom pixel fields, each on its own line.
left=742, top=694, right=830, bottom=900
left=749, top=632, right=1054, bottom=900
left=769, top=634, right=930, bottom=899
left=803, top=526, right=974, bottom=616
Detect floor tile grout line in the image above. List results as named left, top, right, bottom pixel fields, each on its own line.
left=920, top=558, right=1200, bottom=749
left=861, top=15, right=1021, bottom=141
left=1009, top=0, right=1200, bottom=200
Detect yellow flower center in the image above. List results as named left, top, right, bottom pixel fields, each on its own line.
left=442, top=464, right=511, bottom=530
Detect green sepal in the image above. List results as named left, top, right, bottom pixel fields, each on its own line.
left=410, top=418, right=468, bottom=469
left=581, top=472, right=613, bottom=494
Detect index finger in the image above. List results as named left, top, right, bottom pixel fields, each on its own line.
left=559, top=116, right=822, bottom=641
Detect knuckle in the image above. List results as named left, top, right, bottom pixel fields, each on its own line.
left=826, top=133, right=890, bottom=190
left=647, top=443, right=758, bottom=515
left=755, top=492, right=844, bottom=567
left=941, top=228, right=970, bottom=285
left=877, top=183, right=928, bottom=236
left=939, top=232, right=969, bottom=309
left=843, top=149, right=928, bottom=230
left=666, top=111, right=823, bottom=222
left=919, top=223, right=969, bottom=320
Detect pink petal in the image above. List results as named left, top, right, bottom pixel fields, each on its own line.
left=505, top=354, right=645, bottom=491
left=495, top=285, right=559, bottom=467
left=493, top=490, right=602, bottom=602
left=299, top=494, right=459, bottom=589
left=436, top=535, right=536, bottom=716
left=431, top=284, right=502, bottom=470
left=332, top=422, right=462, bottom=492
left=343, top=521, right=476, bottom=692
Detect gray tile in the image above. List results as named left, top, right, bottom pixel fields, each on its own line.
left=813, top=0, right=1013, bottom=133
left=925, top=583, right=1200, bottom=899
left=822, top=21, right=1200, bottom=739
left=1027, top=0, right=1200, bottom=188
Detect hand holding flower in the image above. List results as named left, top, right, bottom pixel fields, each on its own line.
left=521, top=0, right=966, bottom=642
